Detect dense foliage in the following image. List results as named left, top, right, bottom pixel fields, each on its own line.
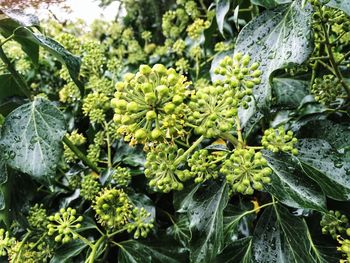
left=0, top=0, right=350, bottom=262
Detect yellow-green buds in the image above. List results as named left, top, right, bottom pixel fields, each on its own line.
left=127, top=207, right=154, bottom=239
left=112, top=167, right=132, bottom=187
left=321, top=210, right=349, bottom=239
left=187, top=19, right=210, bottom=39
left=80, top=172, right=101, bottom=201
left=27, top=204, right=49, bottom=230
left=311, top=75, right=345, bottom=105
left=220, top=149, right=272, bottom=195
left=0, top=229, right=15, bottom=256
left=144, top=144, right=185, bottom=193
left=47, top=208, right=83, bottom=244
left=93, top=188, right=132, bottom=228
left=262, top=126, right=298, bottom=155
left=112, top=64, right=190, bottom=145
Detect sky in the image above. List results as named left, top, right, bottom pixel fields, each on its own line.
left=25, top=0, right=120, bottom=24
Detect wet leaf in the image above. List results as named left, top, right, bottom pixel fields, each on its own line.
left=251, top=0, right=292, bottom=9
left=215, top=237, right=253, bottom=263
left=327, top=0, right=350, bottom=16
left=0, top=98, right=66, bottom=181
left=216, top=0, right=230, bottom=35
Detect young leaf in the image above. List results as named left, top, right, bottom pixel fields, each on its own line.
left=264, top=151, right=327, bottom=212
left=0, top=98, right=66, bottom=181
left=252, top=204, right=313, bottom=262
left=296, top=139, right=350, bottom=201
left=50, top=240, right=88, bottom=263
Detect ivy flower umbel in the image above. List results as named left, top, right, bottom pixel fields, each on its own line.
left=214, top=53, right=262, bottom=109
left=311, top=75, right=345, bottom=105
left=145, top=144, right=185, bottom=192
left=80, top=172, right=101, bottom=201
left=187, top=19, right=210, bottom=39
left=112, top=64, right=190, bottom=145
left=188, top=85, right=237, bottom=138
left=220, top=149, right=272, bottom=195
left=0, top=229, right=16, bottom=256
left=47, top=208, right=83, bottom=244
left=262, top=126, right=298, bottom=155
left=112, top=167, right=132, bottom=187
left=127, top=207, right=154, bottom=239
left=93, top=188, right=132, bottom=228
left=180, top=149, right=220, bottom=183
left=320, top=210, right=349, bottom=239
left=27, top=204, right=49, bottom=230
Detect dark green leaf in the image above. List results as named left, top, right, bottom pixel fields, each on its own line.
left=50, top=240, right=88, bottom=263
left=264, top=151, right=327, bottom=211
left=0, top=98, right=66, bottom=180
left=272, top=78, right=309, bottom=108
left=173, top=183, right=200, bottom=212
left=167, top=214, right=192, bottom=248
left=0, top=74, right=24, bottom=101
left=213, top=0, right=313, bottom=126
left=118, top=239, right=187, bottom=263
left=252, top=205, right=312, bottom=263
left=215, top=237, right=253, bottom=263
left=296, top=139, right=350, bottom=201
left=184, top=181, right=229, bottom=263
left=251, top=0, right=292, bottom=8
left=327, top=0, right=350, bottom=16
left=216, top=0, right=230, bottom=35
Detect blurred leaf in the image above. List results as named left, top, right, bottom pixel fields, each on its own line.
left=0, top=98, right=66, bottom=181
left=0, top=9, right=39, bottom=27
left=252, top=205, right=312, bottom=262
left=272, top=78, right=309, bottom=109
left=215, top=237, right=252, bottom=263
left=0, top=74, right=23, bottom=101
left=327, top=0, right=350, bottom=16
left=216, top=0, right=230, bottom=36
left=251, top=0, right=292, bottom=8
left=264, top=151, right=327, bottom=211
left=296, top=139, right=350, bottom=201
left=118, top=238, right=187, bottom=263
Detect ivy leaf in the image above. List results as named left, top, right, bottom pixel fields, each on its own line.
left=50, top=240, right=88, bottom=263
left=252, top=205, right=312, bottom=262
left=215, top=237, right=253, bottom=263
left=0, top=74, right=24, bottom=102
left=212, top=0, right=313, bottom=127
left=0, top=98, right=66, bottom=181
left=129, top=192, right=156, bottom=222
left=0, top=157, right=7, bottom=210
left=251, top=0, right=292, bottom=9
left=264, top=151, right=327, bottom=212
left=166, top=214, right=192, bottom=248
left=327, top=0, right=350, bottom=16
left=0, top=9, right=39, bottom=27
left=216, top=0, right=230, bottom=36
left=181, top=181, right=229, bottom=263
left=272, top=78, right=309, bottom=109
left=118, top=238, right=186, bottom=263
left=296, top=139, right=350, bottom=201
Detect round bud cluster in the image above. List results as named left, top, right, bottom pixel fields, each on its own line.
left=82, top=92, right=110, bottom=123
left=93, top=188, right=132, bottom=228
left=59, top=82, right=81, bottom=104
left=187, top=19, right=210, bottom=40
left=262, top=126, right=298, bottom=155
left=112, top=64, right=190, bottom=145
left=47, top=208, right=83, bottom=244
left=180, top=149, right=219, bottom=183
left=127, top=207, right=154, bottom=239
left=80, top=172, right=101, bottom=201
left=311, top=75, right=345, bottom=105
left=338, top=236, right=350, bottom=263
left=172, top=39, right=186, bottom=55
left=112, top=167, right=132, bottom=187
left=188, top=85, right=237, bottom=138
left=320, top=210, right=349, bottom=239
left=220, top=149, right=272, bottom=195
left=184, top=1, right=201, bottom=19
left=162, top=9, right=189, bottom=39
left=175, top=58, right=190, bottom=74
left=0, top=229, right=16, bottom=256
left=214, top=53, right=262, bottom=109
left=144, top=144, right=185, bottom=192
left=8, top=241, right=52, bottom=263
left=64, top=130, right=86, bottom=162
left=27, top=204, right=49, bottom=230
left=68, top=174, right=81, bottom=189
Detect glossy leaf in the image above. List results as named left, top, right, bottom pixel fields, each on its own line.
left=166, top=214, right=192, bottom=248
left=0, top=98, right=66, bottom=180
left=251, top=0, right=292, bottom=9
left=212, top=0, right=313, bottom=126
left=272, top=78, right=309, bottom=109
left=296, top=139, right=350, bottom=201
left=264, top=151, right=327, bottom=211
left=185, top=181, right=229, bottom=263
left=253, top=205, right=312, bottom=263
left=215, top=237, right=253, bottom=263
left=327, top=0, right=350, bottom=16
left=216, top=0, right=230, bottom=35
left=50, top=240, right=88, bottom=263
left=0, top=9, right=39, bottom=27
left=118, top=239, right=186, bottom=263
